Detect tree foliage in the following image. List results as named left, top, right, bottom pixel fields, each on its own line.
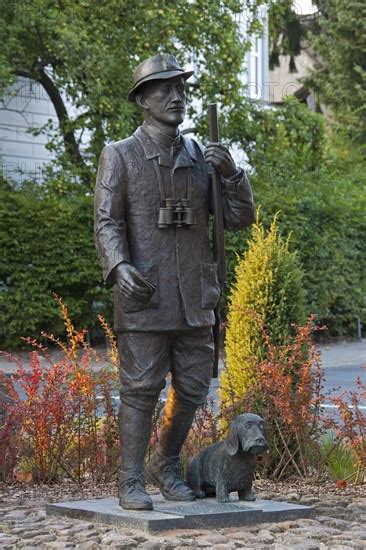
left=225, top=97, right=324, bottom=292
left=268, top=0, right=366, bottom=143
left=268, top=0, right=305, bottom=72
left=248, top=96, right=325, bottom=172
left=1, top=2, right=365, bottom=345
left=306, top=0, right=366, bottom=143
left=0, top=0, right=268, bottom=184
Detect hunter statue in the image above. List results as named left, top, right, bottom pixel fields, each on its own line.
left=94, top=53, right=255, bottom=511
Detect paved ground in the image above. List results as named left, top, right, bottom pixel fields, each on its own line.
left=1, top=483, right=366, bottom=549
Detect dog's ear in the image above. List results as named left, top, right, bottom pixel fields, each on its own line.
left=225, top=421, right=239, bottom=456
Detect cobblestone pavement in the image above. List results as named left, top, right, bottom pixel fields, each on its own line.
left=1, top=489, right=365, bottom=549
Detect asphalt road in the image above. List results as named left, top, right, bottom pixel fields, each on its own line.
left=1, top=340, right=365, bottom=406
left=316, top=340, right=365, bottom=406
left=209, top=340, right=366, bottom=408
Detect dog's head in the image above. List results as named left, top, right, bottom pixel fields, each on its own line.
left=224, top=413, right=268, bottom=456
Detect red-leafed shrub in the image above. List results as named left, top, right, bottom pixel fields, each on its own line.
left=0, top=298, right=120, bottom=483
left=221, top=315, right=327, bottom=479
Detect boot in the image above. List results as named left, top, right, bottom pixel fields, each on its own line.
left=145, top=451, right=195, bottom=501
left=118, top=403, right=153, bottom=510
left=145, top=387, right=196, bottom=501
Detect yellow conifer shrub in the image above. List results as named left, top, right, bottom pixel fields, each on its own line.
left=220, top=214, right=306, bottom=407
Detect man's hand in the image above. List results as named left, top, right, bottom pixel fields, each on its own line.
left=115, top=263, right=153, bottom=301
left=205, top=143, right=238, bottom=179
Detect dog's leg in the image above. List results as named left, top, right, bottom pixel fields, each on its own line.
left=238, top=485, right=256, bottom=501
left=186, top=457, right=205, bottom=498
left=216, top=476, right=230, bottom=503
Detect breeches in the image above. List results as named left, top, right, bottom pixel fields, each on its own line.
left=117, top=328, right=214, bottom=411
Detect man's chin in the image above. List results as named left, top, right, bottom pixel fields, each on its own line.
left=165, top=111, right=185, bottom=126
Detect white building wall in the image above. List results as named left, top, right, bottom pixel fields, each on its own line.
left=0, top=77, right=58, bottom=182
left=243, top=5, right=269, bottom=102
left=247, top=32, right=270, bottom=101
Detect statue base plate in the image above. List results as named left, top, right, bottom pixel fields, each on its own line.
left=46, top=494, right=314, bottom=532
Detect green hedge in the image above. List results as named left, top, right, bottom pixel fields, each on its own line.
left=225, top=100, right=366, bottom=336
left=254, top=170, right=365, bottom=335
left=0, top=180, right=112, bottom=348
left=1, top=99, right=365, bottom=346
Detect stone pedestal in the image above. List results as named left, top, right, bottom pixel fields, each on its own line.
left=46, top=495, right=314, bottom=532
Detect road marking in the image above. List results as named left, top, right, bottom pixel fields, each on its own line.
left=96, top=396, right=366, bottom=410
left=320, top=403, right=366, bottom=410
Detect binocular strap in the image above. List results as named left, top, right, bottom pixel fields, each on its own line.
left=152, top=157, right=192, bottom=205
left=152, top=157, right=166, bottom=205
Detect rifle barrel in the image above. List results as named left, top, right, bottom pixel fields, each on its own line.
left=208, top=103, right=226, bottom=286
left=208, top=103, right=226, bottom=378
left=209, top=103, right=219, bottom=142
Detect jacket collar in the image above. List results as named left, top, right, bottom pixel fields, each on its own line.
left=141, top=122, right=181, bottom=148
left=133, top=126, right=197, bottom=166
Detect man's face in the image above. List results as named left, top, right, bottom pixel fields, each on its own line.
left=140, top=76, right=187, bottom=127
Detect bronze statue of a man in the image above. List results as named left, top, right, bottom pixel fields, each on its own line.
left=94, top=54, right=255, bottom=510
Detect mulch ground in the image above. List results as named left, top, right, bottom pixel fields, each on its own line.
left=1, top=476, right=365, bottom=506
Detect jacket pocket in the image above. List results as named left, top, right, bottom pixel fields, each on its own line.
left=123, top=263, right=159, bottom=313
left=201, top=262, right=221, bottom=309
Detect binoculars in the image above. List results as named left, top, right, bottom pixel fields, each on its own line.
left=158, top=198, right=196, bottom=228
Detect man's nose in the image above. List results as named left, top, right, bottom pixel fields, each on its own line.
left=171, top=87, right=183, bottom=103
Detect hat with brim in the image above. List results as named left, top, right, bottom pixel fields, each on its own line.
left=128, top=54, right=194, bottom=103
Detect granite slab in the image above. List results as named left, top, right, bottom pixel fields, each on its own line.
left=46, top=494, right=314, bottom=532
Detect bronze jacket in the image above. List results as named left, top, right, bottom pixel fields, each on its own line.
left=94, top=126, right=255, bottom=331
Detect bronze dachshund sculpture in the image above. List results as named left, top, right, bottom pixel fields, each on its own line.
left=186, top=413, right=268, bottom=503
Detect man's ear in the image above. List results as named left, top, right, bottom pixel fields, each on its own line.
left=135, top=93, right=148, bottom=110
left=224, top=421, right=239, bottom=456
